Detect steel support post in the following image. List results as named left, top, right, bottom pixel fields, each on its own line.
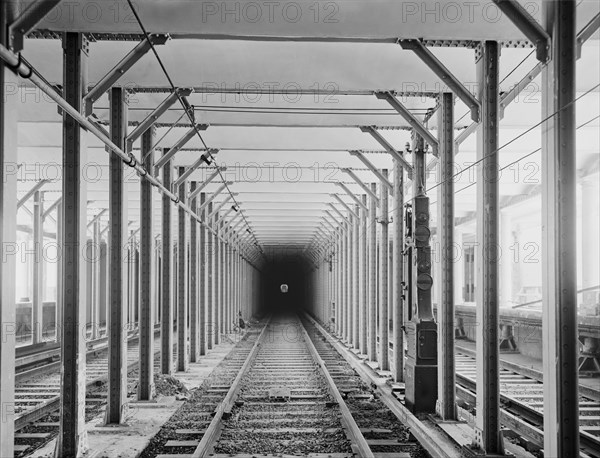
left=214, top=211, right=221, bottom=345
left=341, top=225, right=348, bottom=341
left=138, top=127, right=155, bottom=400
left=0, top=6, right=18, bottom=454
left=474, top=41, right=504, bottom=454
left=177, top=167, right=188, bottom=372
left=189, top=182, right=199, bottom=362
left=336, top=232, right=342, bottom=335
left=353, top=206, right=360, bottom=347
left=436, top=93, right=456, bottom=419
left=393, top=159, right=404, bottom=382
left=92, top=220, right=102, bottom=340
left=199, top=193, right=207, bottom=355
left=541, top=2, right=579, bottom=455
left=379, top=173, right=390, bottom=370
left=56, top=202, right=63, bottom=342
left=161, top=150, right=174, bottom=375
left=360, top=195, right=368, bottom=354
left=55, top=32, right=89, bottom=457
left=346, top=219, right=352, bottom=343
left=32, top=191, right=44, bottom=344
left=106, top=87, right=129, bottom=425
left=207, top=202, right=215, bottom=349
left=219, top=234, right=225, bottom=337
left=368, top=183, right=378, bottom=361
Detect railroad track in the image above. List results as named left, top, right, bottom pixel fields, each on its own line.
left=455, top=351, right=600, bottom=457
left=13, top=330, right=162, bottom=457
left=142, top=314, right=426, bottom=458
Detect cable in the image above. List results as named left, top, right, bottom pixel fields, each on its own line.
left=125, top=0, right=261, bottom=253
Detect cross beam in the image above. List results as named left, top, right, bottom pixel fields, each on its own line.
left=375, top=91, right=439, bottom=156
left=359, top=126, right=414, bottom=175
left=399, top=39, right=481, bottom=122
left=341, top=168, right=379, bottom=205
left=172, top=150, right=220, bottom=189
left=154, top=124, right=208, bottom=171
left=84, top=34, right=169, bottom=115
left=330, top=194, right=359, bottom=219
left=335, top=182, right=368, bottom=211
left=349, top=150, right=394, bottom=195
left=188, top=168, right=223, bottom=201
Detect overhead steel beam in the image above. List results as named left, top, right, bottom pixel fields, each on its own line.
left=399, top=39, right=481, bottom=122
left=359, top=126, right=414, bottom=174
left=8, top=0, right=62, bottom=52
left=173, top=150, right=220, bottom=188
left=493, top=0, right=550, bottom=62
left=341, top=168, right=380, bottom=205
left=17, top=179, right=48, bottom=208
left=126, top=88, right=193, bottom=151
left=84, top=34, right=169, bottom=115
left=375, top=92, right=439, bottom=156
left=335, top=182, right=368, bottom=211
left=154, top=124, right=208, bottom=171
left=188, top=168, right=224, bottom=201
left=348, top=150, right=394, bottom=194
left=328, top=203, right=350, bottom=225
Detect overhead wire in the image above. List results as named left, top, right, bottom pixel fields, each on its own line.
left=124, top=0, right=261, bottom=252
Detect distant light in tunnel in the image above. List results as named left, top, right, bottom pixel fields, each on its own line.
left=280, top=284, right=289, bottom=293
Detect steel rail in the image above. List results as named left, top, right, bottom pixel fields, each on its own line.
left=299, top=317, right=375, bottom=458
left=192, top=317, right=272, bottom=458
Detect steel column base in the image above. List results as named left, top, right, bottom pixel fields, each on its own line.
left=404, top=320, right=437, bottom=414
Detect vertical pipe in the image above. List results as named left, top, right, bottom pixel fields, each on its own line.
left=0, top=6, right=18, bottom=453
left=189, top=182, right=198, bottom=363
left=92, top=219, right=101, bottom=340
left=541, top=2, right=579, bottom=456
left=199, top=193, right=207, bottom=355
left=474, top=41, right=503, bottom=454
left=207, top=201, right=214, bottom=349
left=436, top=92, right=456, bottom=418
left=379, top=172, right=390, bottom=370
left=177, top=167, right=188, bottom=372
left=55, top=32, right=89, bottom=457
left=368, top=183, right=378, bottom=361
left=138, top=126, right=155, bottom=400
left=393, top=160, right=405, bottom=382
left=160, top=150, right=173, bottom=375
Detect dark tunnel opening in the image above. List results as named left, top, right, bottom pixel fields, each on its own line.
left=257, top=254, right=312, bottom=318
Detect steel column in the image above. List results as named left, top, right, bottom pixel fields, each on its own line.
left=189, top=182, right=199, bottom=362
left=207, top=201, right=215, bottom=349
left=214, top=210, right=221, bottom=345
left=138, top=127, right=155, bottom=400
left=379, top=173, right=390, bottom=370
left=199, top=193, right=207, bottom=355
left=106, top=87, right=129, bottom=425
left=161, top=150, right=174, bottom=375
left=353, top=206, right=360, bottom=347
left=360, top=195, right=368, bottom=354
left=0, top=6, right=18, bottom=455
left=474, top=41, right=504, bottom=454
left=92, top=220, right=102, bottom=340
left=177, top=167, right=189, bottom=372
left=32, top=191, right=44, bottom=344
left=392, top=159, right=405, bottom=382
left=436, top=93, right=456, bottom=419
left=55, top=32, right=89, bottom=457
left=368, top=183, right=377, bottom=361
left=541, top=1, right=579, bottom=456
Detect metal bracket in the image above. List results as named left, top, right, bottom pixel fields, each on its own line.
left=84, top=34, right=169, bottom=116
left=208, top=194, right=237, bottom=220
left=341, top=168, right=380, bottom=206
left=349, top=150, right=395, bottom=195
left=154, top=124, right=208, bottom=171
left=330, top=194, right=359, bottom=219
left=17, top=179, right=48, bottom=209
left=374, top=92, right=439, bottom=157
left=577, top=13, right=600, bottom=59
left=173, top=150, right=220, bottom=189
left=8, top=0, right=62, bottom=52
left=197, top=182, right=233, bottom=213
left=126, top=88, right=194, bottom=151
left=188, top=168, right=225, bottom=201
left=359, top=126, right=414, bottom=177
left=335, top=182, right=368, bottom=211
left=398, top=39, right=481, bottom=122
left=493, top=0, right=550, bottom=62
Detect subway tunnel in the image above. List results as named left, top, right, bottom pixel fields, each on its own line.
left=1, top=2, right=600, bottom=458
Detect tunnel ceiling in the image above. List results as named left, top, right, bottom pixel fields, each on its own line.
left=11, top=1, right=600, bottom=265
